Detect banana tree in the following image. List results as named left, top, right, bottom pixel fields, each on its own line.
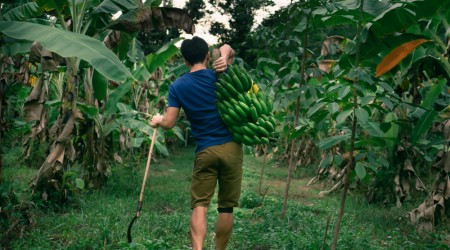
left=0, top=1, right=45, bottom=183
left=368, top=0, right=450, bottom=230
left=0, top=0, right=194, bottom=202
left=244, top=0, right=449, bottom=246
left=312, top=0, right=450, bottom=236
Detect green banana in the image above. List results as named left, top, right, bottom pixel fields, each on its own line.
left=231, top=74, right=244, bottom=92
left=222, top=80, right=239, bottom=97
left=237, top=93, right=246, bottom=104
left=261, top=117, right=274, bottom=133
left=222, top=113, right=238, bottom=126
left=244, top=92, right=253, bottom=107
left=249, top=106, right=258, bottom=122
left=217, top=102, right=227, bottom=114
left=237, top=101, right=249, bottom=113
left=221, top=72, right=233, bottom=84
left=265, top=96, right=273, bottom=113
left=222, top=99, right=233, bottom=110
left=252, top=136, right=262, bottom=145
left=250, top=93, right=263, bottom=116
left=242, top=124, right=256, bottom=137
left=217, top=63, right=277, bottom=148
left=260, top=137, right=269, bottom=145
left=234, top=104, right=247, bottom=120
left=259, top=95, right=268, bottom=115
left=227, top=108, right=241, bottom=122
left=235, top=65, right=251, bottom=92
left=216, top=91, right=224, bottom=101
left=216, top=81, right=231, bottom=100
left=242, top=134, right=255, bottom=146
left=257, top=125, right=270, bottom=137
left=231, top=125, right=244, bottom=134
left=268, top=116, right=276, bottom=128
left=232, top=131, right=244, bottom=143
left=245, top=70, right=253, bottom=92
left=246, top=122, right=260, bottom=133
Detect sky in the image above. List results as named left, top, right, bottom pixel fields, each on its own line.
left=170, top=0, right=293, bottom=45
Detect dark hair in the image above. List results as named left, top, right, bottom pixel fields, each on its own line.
left=180, top=36, right=209, bottom=65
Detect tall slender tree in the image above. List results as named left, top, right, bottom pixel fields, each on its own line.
left=208, top=0, right=273, bottom=51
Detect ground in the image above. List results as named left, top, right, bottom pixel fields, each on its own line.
left=2, top=146, right=449, bottom=249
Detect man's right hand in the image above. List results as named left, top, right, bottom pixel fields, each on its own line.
left=150, top=114, right=163, bottom=128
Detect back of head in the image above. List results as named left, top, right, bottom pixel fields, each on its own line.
left=180, top=36, right=209, bottom=66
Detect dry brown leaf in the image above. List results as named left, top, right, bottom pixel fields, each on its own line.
left=415, top=179, right=426, bottom=191
left=97, top=160, right=106, bottom=173
left=444, top=120, right=450, bottom=140
left=376, top=39, right=429, bottom=77
left=108, top=7, right=195, bottom=34
left=445, top=176, right=450, bottom=199
left=66, top=142, right=76, bottom=162
left=113, top=153, right=123, bottom=164
left=29, top=42, right=43, bottom=63
left=26, top=76, right=43, bottom=102
left=321, top=35, right=346, bottom=56
left=24, top=103, right=44, bottom=122
left=103, top=30, right=121, bottom=50
left=403, top=159, right=416, bottom=173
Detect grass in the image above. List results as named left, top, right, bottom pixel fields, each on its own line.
left=2, top=146, right=450, bottom=249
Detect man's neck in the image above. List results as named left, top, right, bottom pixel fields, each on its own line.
left=190, top=63, right=207, bottom=72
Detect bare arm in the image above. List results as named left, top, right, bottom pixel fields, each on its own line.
left=212, top=44, right=235, bottom=73
left=220, top=44, right=235, bottom=65
left=150, top=107, right=180, bottom=129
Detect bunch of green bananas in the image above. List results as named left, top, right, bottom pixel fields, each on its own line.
left=216, top=64, right=276, bottom=146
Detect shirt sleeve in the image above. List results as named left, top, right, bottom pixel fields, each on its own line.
left=168, top=84, right=181, bottom=108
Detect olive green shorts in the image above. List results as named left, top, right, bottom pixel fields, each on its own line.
left=190, top=141, right=243, bottom=208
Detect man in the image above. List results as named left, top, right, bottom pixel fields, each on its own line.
left=151, top=36, right=242, bottom=250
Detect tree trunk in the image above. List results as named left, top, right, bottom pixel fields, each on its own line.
left=29, top=63, right=82, bottom=201
left=81, top=68, right=107, bottom=188
left=281, top=132, right=297, bottom=218
left=281, top=13, right=310, bottom=219
left=0, top=92, right=3, bottom=184
left=331, top=0, right=364, bottom=249
left=258, top=145, right=268, bottom=194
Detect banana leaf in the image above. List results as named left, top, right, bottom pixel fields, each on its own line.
left=0, top=21, right=132, bottom=82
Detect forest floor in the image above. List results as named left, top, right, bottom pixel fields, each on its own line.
left=2, top=146, right=450, bottom=249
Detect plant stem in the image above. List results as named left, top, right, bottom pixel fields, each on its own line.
left=331, top=0, right=364, bottom=249
left=321, top=216, right=331, bottom=250
left=281, top=12, right=310, bottom=219
left=258, top=152, right=266, bottom=194
left=0, top=91, right=3, bottom=184
left=433, top=48, right=450, bottom=77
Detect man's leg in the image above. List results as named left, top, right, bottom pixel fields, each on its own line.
left=216, top=141, right=243, bottom=250
left=215, top=208, right=234, bottom=250
left=190, top=206, right=208, bottom=250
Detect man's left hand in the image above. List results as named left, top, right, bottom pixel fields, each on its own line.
left=213, top=56, right=228, bottom=73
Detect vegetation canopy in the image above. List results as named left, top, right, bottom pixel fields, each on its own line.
left=0, top=0, right=449, bottom=249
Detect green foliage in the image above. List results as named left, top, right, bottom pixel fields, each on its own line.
left=1, top=1, right=449, bottom=247
left=239, top=190, right=262, bottom=209
left=137, top=28, right=180, bottom=55
left=208, top=0, right=274, bottom=54
left=0, top=168, right=35, bottom=248
left=238, top=0, right=450, bottom=209
left=4, top=148, right=449, bottom=249
left=0, top=2, right=42, bottom=21
left=0, top=21, right=132, bottom=82
left=185, top=0, right=205, bottom=24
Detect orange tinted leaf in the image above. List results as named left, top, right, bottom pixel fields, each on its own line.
left=376, top=39, right=429, bottom=77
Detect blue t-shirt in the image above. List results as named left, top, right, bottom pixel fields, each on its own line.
left=168, top=69, right=233, bottom=152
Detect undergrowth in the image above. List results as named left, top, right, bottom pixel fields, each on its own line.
left=1, top=146, right=449, bottom=249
